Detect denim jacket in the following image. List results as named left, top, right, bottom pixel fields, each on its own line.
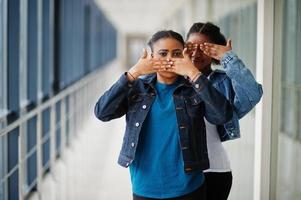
left=210, top=51, right=263, bottom=141
left=94, top=73, right=233, bottom=172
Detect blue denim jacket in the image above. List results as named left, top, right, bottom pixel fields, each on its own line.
left=210, top=51, right=263, bottom=141
left=94, top=73, right=233, bottom=172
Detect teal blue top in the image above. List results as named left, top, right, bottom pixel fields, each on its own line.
left=129, top=80, right=204, bottom=199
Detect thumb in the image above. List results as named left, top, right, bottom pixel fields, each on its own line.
left=141, top=48, right=148, bottom=59
left=227, top=39, right=232, bottom=48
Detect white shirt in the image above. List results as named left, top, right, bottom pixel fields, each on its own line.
left=203, top=119, right=231, bottom=173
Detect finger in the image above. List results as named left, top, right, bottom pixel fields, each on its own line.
left=199, top=44, right=205, bottom=51
left=203, top=50, right=212, bottom=57
left=157, top=66, right=168, bottom=71
left=204, top=42, right=214, bottom=47
left=152, top=58, right=165, bottom=62
left=153, top=60, right=173, bottom=66
left=142, top=48, right=148, bottom=59
left=185, top=42, right=193, bottom=48
left=204, top=45, right=217, bottom=51
left=203, top=50, right=218, bottom=60
left=183, top=48, right=190, bottom=58
left=227, top=39, right=232, bottom=48
left=161, top=64, right=172, bottom=69
left=153, top=65, right=162, bottom=71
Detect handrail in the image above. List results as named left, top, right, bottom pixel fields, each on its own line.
left=0, top=61, right=112, bottom=137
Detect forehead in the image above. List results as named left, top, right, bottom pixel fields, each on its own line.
left=153, top=37, right=183, bottom=50
left=187, top=33, right=211, bottom=44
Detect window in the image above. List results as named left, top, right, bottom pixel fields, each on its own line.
left=42, top=108, right=50, bottom=170
left=0, top=0, right=4, bottom=119
left=280, top=0, right=301, bottom=140
left=7, top=0, right=20, bottom=123
left=217, top=3, right=257, bottom=73
left=276, top=0, right=301, bottom=199
left=0, top=0, right=6, bottom=199
left=42, top=0, right=51, bottom=101
left=27, top=0, right=38, bottom=109
left=8, top=128, right=19, bottom=200
left=55, top=101, right=61, bottom=156
left=26, top=116, right=37, bottom=192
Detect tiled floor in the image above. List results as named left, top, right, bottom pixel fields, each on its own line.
left=29, top=115, right=132, bottom=200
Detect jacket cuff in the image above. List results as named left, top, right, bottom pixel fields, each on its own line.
left=117, top=72, right=136, bottom=90
left=221, top=50, right=238, bottom=66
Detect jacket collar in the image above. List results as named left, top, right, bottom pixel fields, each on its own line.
left=141, top=73, right=190, bottom=87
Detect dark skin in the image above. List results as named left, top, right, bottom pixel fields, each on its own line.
left=186, top=33, right=232, bottom=75
left=127, top=38, right=200, bottom=84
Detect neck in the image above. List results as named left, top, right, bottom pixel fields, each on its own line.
left=200, top=65, right=212, bottom=77
left=156, top=74, right=178, bottom=84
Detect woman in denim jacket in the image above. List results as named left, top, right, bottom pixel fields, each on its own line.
left=186, top=22, right=263, bottom=200
left=94, top=30, right=233, bottom=200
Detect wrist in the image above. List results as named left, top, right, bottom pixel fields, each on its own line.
left=187, top=69, right=200, bottom=80
left=128, top=67, right=141, bottom=79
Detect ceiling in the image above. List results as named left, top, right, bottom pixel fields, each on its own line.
left=95, top=0, right=184, bottom=34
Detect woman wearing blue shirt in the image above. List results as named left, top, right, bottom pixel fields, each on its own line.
left=185, top=22, right=263, bottom=200
left=94, top=30, right=233, bottom=199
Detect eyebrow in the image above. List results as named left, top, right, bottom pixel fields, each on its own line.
left=158, top=49, right=182, bottom=52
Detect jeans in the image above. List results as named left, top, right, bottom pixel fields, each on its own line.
left=204, top=171, right=233, bottom=200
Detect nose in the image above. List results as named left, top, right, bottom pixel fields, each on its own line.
left=166, top=53, right=172, bottom=60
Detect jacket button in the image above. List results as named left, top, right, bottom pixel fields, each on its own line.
left=125, top=162, right=130, bottom=167
left=142, top=105, right=147, bottom=109
left=131, top=142, right=135, bottom=147
left=230, top=133, right=235, bottom=136
left=195, top=84, right=200, bottom=89
left=135, top=122, right=140, bottom=127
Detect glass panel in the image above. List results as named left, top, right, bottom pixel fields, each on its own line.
left=8, top=169, right=18, bottom=200
left=27, top=0, right=38, bottom=109
left=26, top=152, right=37, bottom=187
left=8, top=128, right=18, bottom=172
left=42, top=108, right=50, bottom=168
left=0, top=0, right=3, bottom=115
left=65, top=96, right=70, bottom=145
left=277, top=0, right=301, bottom=199
left=215, top=2, right=258, bottom=200
left=7, top=0, right=20, bottom=123
left=0, top=181, right=5, bottom=200
left=27, top=116, right=37, bottom=152
left=55, top=101, right=61, bottom=156
left=42, top=0, right=51, bottom=100
left=0, top=136, right=5, bottom=200
left=42, top=108, right=50, bottom=137
left=7, top=128, right=19, bottom=200
left=0, top=136, right=4, bottom=179
left=26, top=116, right=37, bottom=188
left=42, top=139, right=50, bottom=168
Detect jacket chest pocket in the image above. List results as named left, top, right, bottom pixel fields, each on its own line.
left=185, top=96, right=204, bottom=118
left=127, top=94, right=144, bottom=113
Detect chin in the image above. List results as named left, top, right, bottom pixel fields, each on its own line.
left=193, top=61, right=210, bottom=71
left=192, top=61, right=202, bottom=70
left=157, top=71, right=178, bottom=79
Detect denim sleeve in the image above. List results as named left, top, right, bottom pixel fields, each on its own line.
left=94, top=73, right=133, bottom=121
left=192, top=75, right=233, bottom=125
left=221, top=51, right=263, bottom=118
